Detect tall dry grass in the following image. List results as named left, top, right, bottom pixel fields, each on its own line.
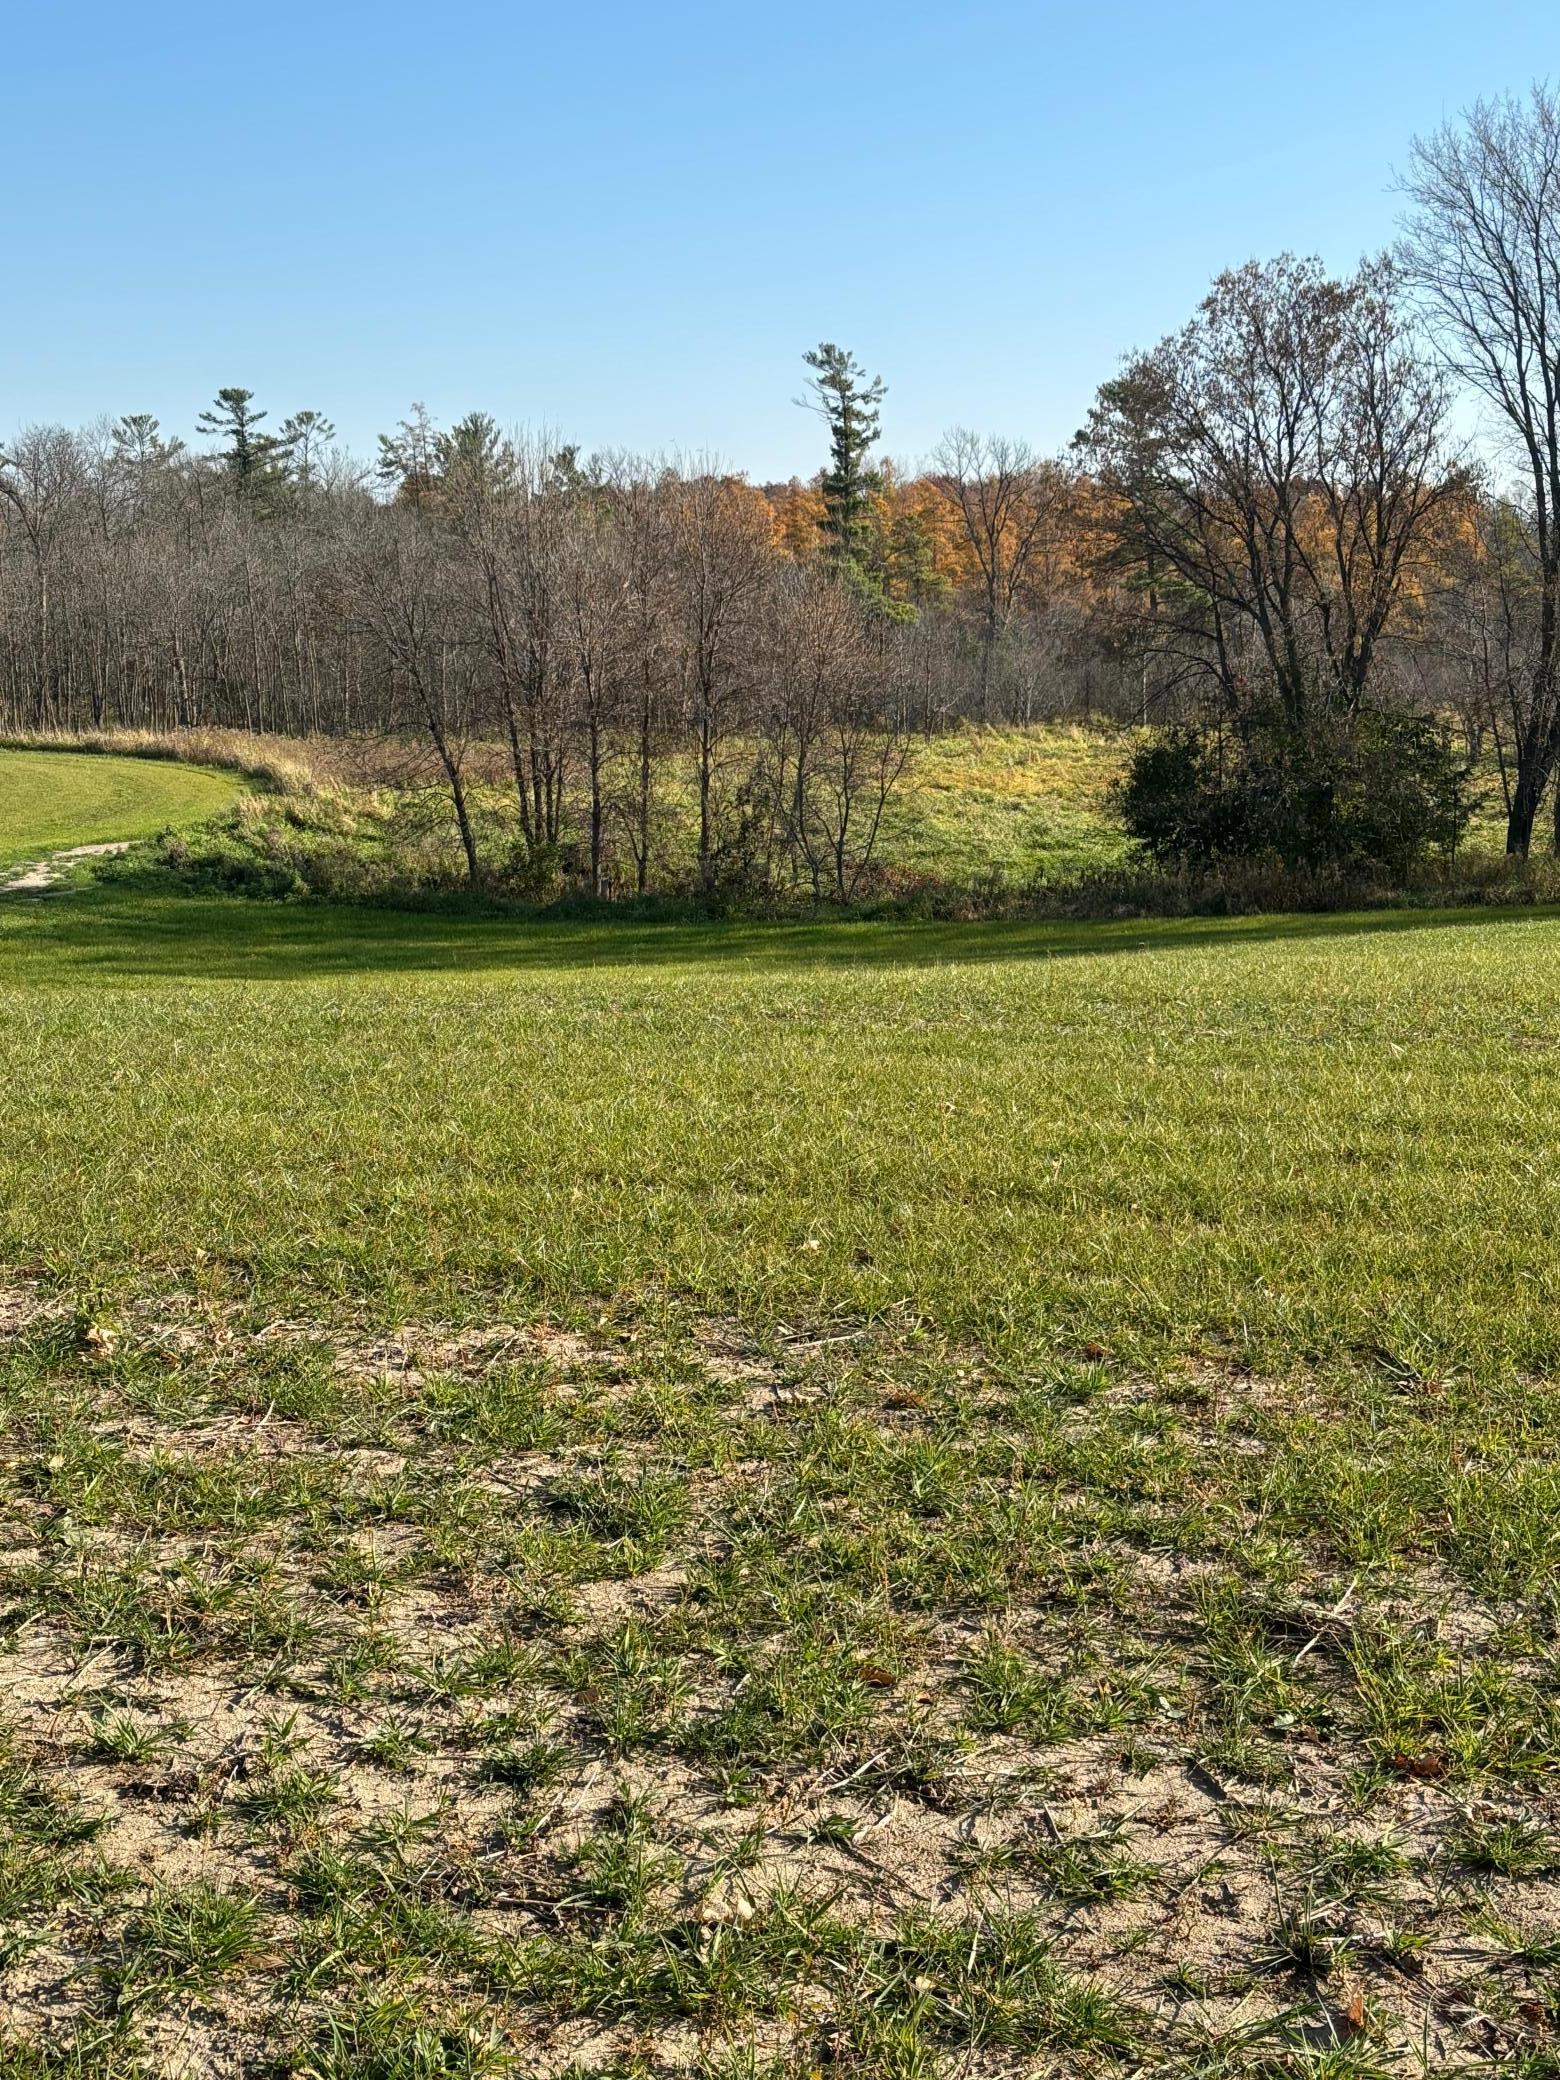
left=0, top=727, right=480, bottom=794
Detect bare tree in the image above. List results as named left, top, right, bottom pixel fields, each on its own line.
left=928, top=431, right=1069, bottom=720
left=757, top=566, right=911, bottom=900
left=1081, top=254, right=1465, bottom=733
left=607, top=461, right=677, bottom=895
left=1433, top=497, right=1546, bottom=812
left=669, top=470, right=773, bottom=888
left=558, top=500, right=630, bottom=895
left=442, top=424, right=573, bottom=864
left=340, top=505, right=483, bottom=883
left=1402, top=85, right=1560, bottom=852
left=0, top=426, right=90, bottom=725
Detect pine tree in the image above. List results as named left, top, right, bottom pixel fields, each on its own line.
left=439, top=411, right=513, bottom=488
left=376, top=403, right=441, bottom=508
left=196, top=388, right=287, bottom=499
left=110, top=415, right=185, bottom=520
left=277, top=409, right=336, bottom=487
left=111, top=413, right=181, bottom=467
left=799, top=342, right=886, bottom=567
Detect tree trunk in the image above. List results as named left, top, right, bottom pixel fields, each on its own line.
left=1507, top=759, right=1546, bottom=857
left=636, top=676, right=653, bottom=896
left=697, top=707, right=714, bottom=886
left=587, top=713, right=604, bottom=897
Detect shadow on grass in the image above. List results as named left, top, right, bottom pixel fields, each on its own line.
left=2, top=883, right=1558, bottom=985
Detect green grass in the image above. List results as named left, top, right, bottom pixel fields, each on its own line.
left=3, top=845, right=1560, bottom=2072
left=613, top=720, right=1133, bottom=890
left=1, top=884, right=1559, bottom=1375
left=878, top=722, right=1132, bottom=885
left=0, top=749, right=242, bottom=868
left=80, top=720, right=1136, bottom=905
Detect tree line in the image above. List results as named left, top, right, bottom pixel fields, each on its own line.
left=5, top=83, right=1560, bottom=888
left=0, top=372, right=1121, bottom=897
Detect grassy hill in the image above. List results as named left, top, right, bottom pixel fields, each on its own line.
left=878, top=724, right=1131, bottom=885
left=31, top=723, right=1132, bottom=905
left=0, top=746, right=241, bottom=868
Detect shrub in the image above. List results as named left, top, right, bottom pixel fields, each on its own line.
left=1118, top=706, right=1471, bottom=879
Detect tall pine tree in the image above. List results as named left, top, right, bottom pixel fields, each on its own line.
left=196, top=388, right=288, bottom=502
left=800, top=342, right=886, bottom=567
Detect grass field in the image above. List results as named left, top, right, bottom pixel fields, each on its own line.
left=0, top=750, right=242, bottom=869
left=2, top=749, right=1559, bottom=2076
left=72, top=723, right=1135, bottom=904
left=4, top=888, right=1560, bottom=1376
left=878, top=726, right=1131, bottom=886
left=75, top=719, right=1525, bottom=918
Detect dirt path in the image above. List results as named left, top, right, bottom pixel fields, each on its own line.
left=0, top=839, right=130, bottom=895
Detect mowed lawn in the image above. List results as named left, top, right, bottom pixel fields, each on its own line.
left=0, top=748, right=240, bottom=866
left=1, top=886, right=1558, bottom=1376
left=5, top=883, right=1560, bottom=2076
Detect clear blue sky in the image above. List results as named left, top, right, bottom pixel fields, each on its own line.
left=5, top=1, right=1555, bottom=477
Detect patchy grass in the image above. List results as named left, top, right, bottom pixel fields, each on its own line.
left=0, top=748, right=242, bottom=869
left=1, top=874, right=1560, bottom=2070
left=0, top=1296, right=1557, bottom=2072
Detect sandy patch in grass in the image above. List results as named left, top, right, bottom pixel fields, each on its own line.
left=1, top=1293, right=1556, bottom=2073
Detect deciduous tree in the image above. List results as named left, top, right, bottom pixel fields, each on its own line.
left=1402, top=84, right=1560, bottom=852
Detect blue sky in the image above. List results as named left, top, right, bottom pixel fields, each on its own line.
left=5, top=1, right=1555, bottom=476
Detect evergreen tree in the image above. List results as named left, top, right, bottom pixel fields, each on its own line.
left=883, top=501, right=947, bottom=609
left=376, top=403, right=441, bottom=508
left=278, top=409, right=336, bottom=487
left=799, top=342, right=886, bottom=567
left=196, top=387, right=287, bottom=500
left=111, top=413, right=181, bottom=468
left=110, top=415, right=184, bottom=521
left=439, top=411, right=513, bottom=487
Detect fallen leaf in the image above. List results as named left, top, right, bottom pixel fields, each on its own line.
left=1389, top=1752, right=1446, bottom=1779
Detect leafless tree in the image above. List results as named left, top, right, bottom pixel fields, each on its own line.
left=0, top=426, right=91, bottom=725
left=755, top=566, right=912, bottom=900
left=1432, top=496, right=1546, bottom=812
left=1081, top=254, right=1466, bottom=733
left=1402, top=84, right=1560, bottom=852
left=668, top=469, right=773, bottom=888
left=558, top=500, right=631, bottom=895
left=928, top=431, right=1070, bottom=720
left=439, top=423, right=570, bottom=864
left=606, top=460, right=678, bottom=894
left=340, top=504, right=483, bottom=883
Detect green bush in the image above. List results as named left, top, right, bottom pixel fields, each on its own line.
left=1118, top=707, right=1471, bottom=879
